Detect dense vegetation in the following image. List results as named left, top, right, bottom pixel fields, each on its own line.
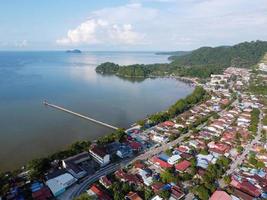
left=96, top=41, right=267, bottom=79
left=248, top=108, right=260, bottom=135
left=147, top=86, right=207, bottom=125
left=191, top=156, right=231, bottom=200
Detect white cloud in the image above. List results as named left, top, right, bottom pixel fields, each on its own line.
left=57, top=19, right=144, bottom=46
left=57, top=0, right=267, bottom=50
left=14, top=40, right=28, bottom=48
left=56, top=3, right=156, bottom=46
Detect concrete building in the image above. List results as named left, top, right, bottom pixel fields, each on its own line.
left=89, top=145, right=110, bottom=167
left=46, top=173, right=77, bottom=197
left=62, top=152, right=90, bottom=179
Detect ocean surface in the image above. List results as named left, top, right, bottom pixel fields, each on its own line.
left=0, top=51, right=193, bottom=171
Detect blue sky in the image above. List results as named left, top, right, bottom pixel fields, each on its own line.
left=0, top=0, right=267, bottom=51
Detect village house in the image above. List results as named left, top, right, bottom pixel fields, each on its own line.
left=175, top=160, right=191, bottom=173
left=87, top=184, right=111, bottom=200
left=99, top=176, right=112, bottom=188
left=115, top=169, right=141, bottom=186
left=125, top=191, right=143, bottom=200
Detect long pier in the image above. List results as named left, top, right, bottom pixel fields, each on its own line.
left=43, top=101, right=118, bottom=130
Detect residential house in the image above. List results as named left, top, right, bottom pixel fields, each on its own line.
left=116, top=145, right=133, bottom=159
left=125, top=192, right=142, bottom=200
left=138, top=169, right=153, bottom=186
left=175, top=160, right=191, bottom=173
left=209, top=190, right=231, bottom=200
left=169, top=185, right=185, bottom=200
left=99, top=176, right=112, bottom=189
left=87, top=184, right=111, bottom=200
left=151, top=156, right=172, bottom=169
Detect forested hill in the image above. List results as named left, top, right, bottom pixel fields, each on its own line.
left=96, top=41, right=267, bottom=79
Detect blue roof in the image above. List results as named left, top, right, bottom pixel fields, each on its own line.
left=117, top=145, right=133, bottom=158
left=162, top=184, right=172, bottom=190
left=158, top=153, right=169, bottom=162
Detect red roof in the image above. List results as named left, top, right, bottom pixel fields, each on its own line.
left=232, top=188, right=254, bottom=200
left=152, top=156, right=172, bottom=168
left=100, top=176, right=112, bottom=188
left=128, top=141, right=142, bottom=150
left=209, top=142, right=230, bottom=154
left=115, top=170, right=141, bottom=185
left=32, top=187, right=52, bottom=200
left=210, top=191, right=231, bottom=200
left=90, top=145, right=108, bottom=158
left=222, top=132, right=235, bottom=141
left=175, top=160, right=191, bottom=172
left=125, top=191, right=143, bottom=200
left=231, top=178, right=261, bottom=197
left=134, top=161, right=145, bottom=169
left=162, top=121, right=175, bottom=127
left=151, top=182, right=164, bottom=193
left=177, top=146, right=190, bottom=153
left=89, top=184, right=111, bottom=200
left=171, top=185, right=184, bottom=199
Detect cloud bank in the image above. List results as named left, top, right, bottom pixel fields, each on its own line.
left=56, top=0, right=267, bottom=50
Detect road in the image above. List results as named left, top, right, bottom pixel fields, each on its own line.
left=218, top=109, right=263, bottom=188
left=59, top=158, right=133, bottom=200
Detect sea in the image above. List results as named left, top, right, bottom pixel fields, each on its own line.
left=0, top=51, right=194, bottom=171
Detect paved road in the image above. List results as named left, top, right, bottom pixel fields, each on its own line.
left=60, top=158, right=133, bottom=200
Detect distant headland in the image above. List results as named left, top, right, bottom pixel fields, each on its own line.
left=66, top=49, right=82, bottom=53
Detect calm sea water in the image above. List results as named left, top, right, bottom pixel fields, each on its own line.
left=0, top=51, right=193, bottom=171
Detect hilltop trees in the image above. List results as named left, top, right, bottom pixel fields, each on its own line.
left=96, top=41, right=267, bottom=79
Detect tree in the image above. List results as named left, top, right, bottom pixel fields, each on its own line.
left=70, top=141, right=91, bottom=154
left=74, top=193, right=95, bottom=200
left=137, top=119, right=145, bottom=127
left=223, top=175, right=231, bottom=184
left=27, top=158, right=51, bottom=180
left=159, top=190, right=171, bottom=199
left=144, top=188, right=154, bottom=200
left=192, top=185, right=210, bottom=200
left=161, top=170, right=176, bottom=183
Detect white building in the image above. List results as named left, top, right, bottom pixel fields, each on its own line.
left=138, top=169, right=153, bottom=186
left=152, top=134, right=169, bottom=143
left=46, top=173, right=77, bottom=197
left=89, top=146, right=110, bottom=167
left=167, top=154, right=181, bottom=165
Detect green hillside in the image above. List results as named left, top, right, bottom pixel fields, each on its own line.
left=96, top=41, right=267, bottom=79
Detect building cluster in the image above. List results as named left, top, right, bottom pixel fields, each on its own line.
left=205, top=67, right=250, bottom=92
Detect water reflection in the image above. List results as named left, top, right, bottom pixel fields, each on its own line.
left=0, top=51, right=192, bottom=171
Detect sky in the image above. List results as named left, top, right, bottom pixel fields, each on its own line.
left=0, top=0, right=267, bottom=51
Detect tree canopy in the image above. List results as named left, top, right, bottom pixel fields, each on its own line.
left=96, top=41, right=267, bottom=79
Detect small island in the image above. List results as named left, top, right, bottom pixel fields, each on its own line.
left=66, top=49, right=82, bottom=53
